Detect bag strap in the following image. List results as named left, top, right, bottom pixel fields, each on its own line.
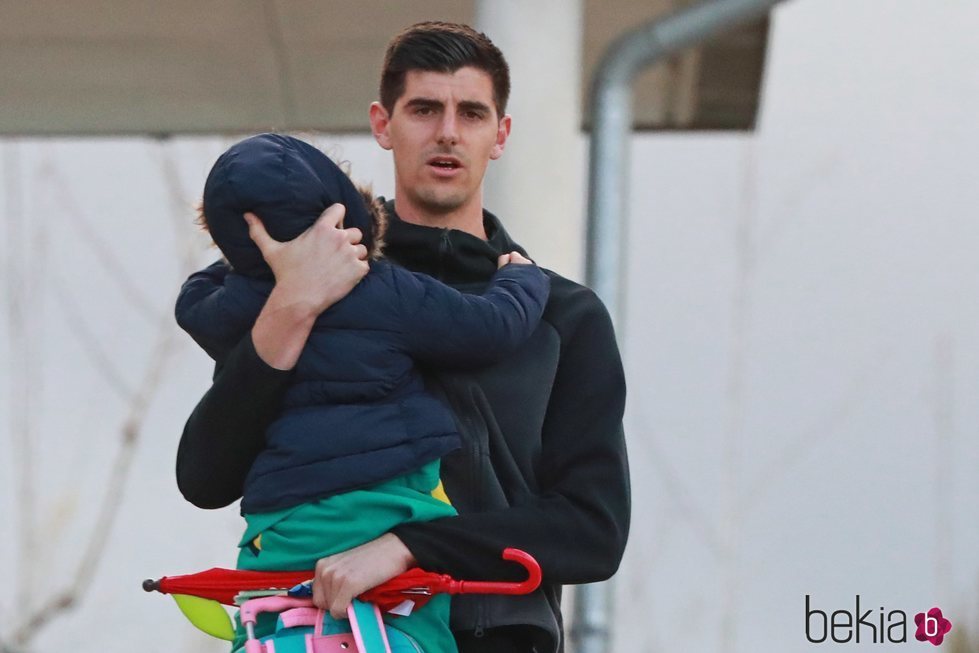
left=347, top=600, right=392, bottom=653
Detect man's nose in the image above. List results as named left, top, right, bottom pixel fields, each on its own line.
left=436, top=113, right=459, bottom=145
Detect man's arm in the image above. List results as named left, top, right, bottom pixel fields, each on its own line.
left=391, top=288, right=629, bottom=583
left=311, top=286, right=629, bottom=615
left=175, top=205, right=370, bottom=508
left=176, top=334, right=293, bottom=508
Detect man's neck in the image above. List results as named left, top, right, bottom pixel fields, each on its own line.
left=393, top=193, right=487, bottom=240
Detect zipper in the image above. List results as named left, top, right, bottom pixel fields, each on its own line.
left=437, top=230, right=451, bottom=280
left=474, top=593, right=488, bottom=640
left=469, top=422, right=483, bottom=511
left=467, top=389, right=488, bottom=640
left=398, top=628, right=426, bottom=653
left=468, top=388, right=490, bottom=512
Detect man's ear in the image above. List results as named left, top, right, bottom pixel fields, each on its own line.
left=369, top=102, right=393, bottom=151
left=490, top=114, right=512, bottom=160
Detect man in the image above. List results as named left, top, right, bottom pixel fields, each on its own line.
left=176, top=21, right=629, bottom=653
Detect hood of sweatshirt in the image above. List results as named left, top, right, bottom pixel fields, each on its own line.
left=380, top=199, right=529, bottom=288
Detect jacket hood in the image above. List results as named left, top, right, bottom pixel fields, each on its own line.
left=203, top=133, right=385, bottom=278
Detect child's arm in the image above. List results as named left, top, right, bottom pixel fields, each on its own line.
left=393, top=253, right=551, bottom=367
left=175, top=261, right=263, bottom=362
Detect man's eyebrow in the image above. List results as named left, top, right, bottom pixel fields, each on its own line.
left=403, top=97, right=444, bottom=110
left=401, top=97, right=492, bottom=115
left=458, top=100, right=492, bottom=114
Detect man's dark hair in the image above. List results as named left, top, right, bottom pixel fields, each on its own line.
left=380, top=21, right=510, bottom=118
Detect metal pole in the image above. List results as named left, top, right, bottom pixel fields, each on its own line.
left=585, top=0, right=787, bottom=322
left=576, top=2, right=790, bottom=653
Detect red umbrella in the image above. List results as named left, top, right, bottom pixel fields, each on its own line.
left=144, top=548, right=541, bottom=611
left=143, top=568, right=313, bottom=605
left=361, top=548, right=541, bottom=613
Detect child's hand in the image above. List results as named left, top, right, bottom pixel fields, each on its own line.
left=498, top=251, right=533, bottom=268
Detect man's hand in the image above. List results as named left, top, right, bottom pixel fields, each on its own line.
left=312, top=533, right=417, bottom=619
left=247, top=205, right=369, bottom=370
left=246, top=204, right=369, bottom=314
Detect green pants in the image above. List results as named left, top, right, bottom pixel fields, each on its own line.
left=232, top=462, right=458, bottom=653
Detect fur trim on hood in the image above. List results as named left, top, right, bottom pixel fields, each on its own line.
left=357, top=184, right=387, bottom=260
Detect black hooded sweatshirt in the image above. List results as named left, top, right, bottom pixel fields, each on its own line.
left=176, top=203, right=630, bottom=653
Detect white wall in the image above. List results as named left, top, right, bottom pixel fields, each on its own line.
left=615, top=1, right=979, bottom=651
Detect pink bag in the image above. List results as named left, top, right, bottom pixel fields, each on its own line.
left=239, top=596, right=421, bottom=653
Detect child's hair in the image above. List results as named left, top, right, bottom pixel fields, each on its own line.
left=193, top=199, right=209, bottom=233
left=197, top=134, right=387, bottom=278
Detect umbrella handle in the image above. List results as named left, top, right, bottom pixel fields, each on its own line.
left=451, top=548, right=542, bottom=596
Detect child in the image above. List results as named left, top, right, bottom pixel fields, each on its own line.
left=175, top=133, right=550, bottom=653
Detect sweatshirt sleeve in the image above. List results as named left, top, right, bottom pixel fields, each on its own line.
left=394, top=263, right=550, bottom=368
left=391, top=287, right=630, bottom=584
left=175, top=333, right=293, bottom=509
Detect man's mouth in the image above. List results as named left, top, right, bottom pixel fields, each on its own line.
left=427, top=156, right=462, bottom=171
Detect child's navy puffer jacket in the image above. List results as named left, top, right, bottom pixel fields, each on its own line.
left=176, top=134, right=550, bottom=514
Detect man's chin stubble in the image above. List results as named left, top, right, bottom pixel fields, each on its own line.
left=414, top=189, right=468, bottom=217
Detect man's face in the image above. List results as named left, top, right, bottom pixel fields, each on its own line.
left=370, top=67, right=510, bottom=220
